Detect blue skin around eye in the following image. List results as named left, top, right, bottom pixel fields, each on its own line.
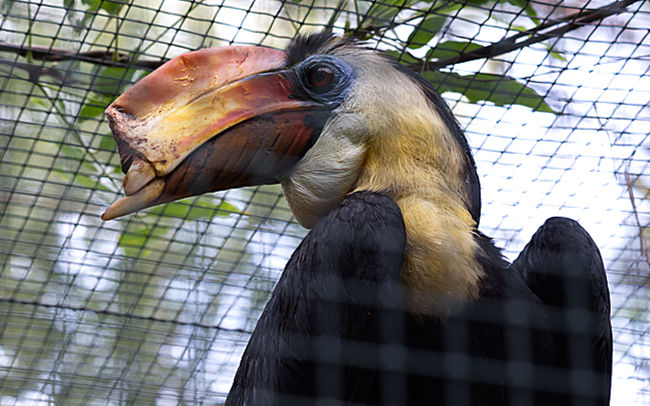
left=296, top=55, right=356, bottom=107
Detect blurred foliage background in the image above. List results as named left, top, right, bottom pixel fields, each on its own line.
left=0, top=0, right=648, bottom=404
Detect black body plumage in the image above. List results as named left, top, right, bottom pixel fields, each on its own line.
left=226, top=196, right=612, bottom=405
left=225, top=33, right=612, bottom=405
left=227, top=191, right=407, bottom=405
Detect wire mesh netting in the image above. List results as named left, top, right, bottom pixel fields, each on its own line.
left=0, top=0, right=648, bottom=404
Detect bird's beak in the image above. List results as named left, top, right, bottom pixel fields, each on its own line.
left=102, top=46, right=326, bottom=220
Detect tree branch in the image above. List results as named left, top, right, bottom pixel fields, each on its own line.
left=409, top=0, right=642, bottom=71
left=0, top=0, right=641, bottom=78
left=0, top=41, right=166, bottom=71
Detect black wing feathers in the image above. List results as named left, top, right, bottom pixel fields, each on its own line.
left=226, top=191, right=406, bottom=405
left=511, top=217, right=613, bottom=405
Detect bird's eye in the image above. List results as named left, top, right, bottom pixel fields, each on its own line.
left=305, top=65, right=335, bottom=92
left=296, top=56, right=352, bottom=104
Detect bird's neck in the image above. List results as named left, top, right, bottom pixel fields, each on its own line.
left=353, top=119, right=484, bottom=317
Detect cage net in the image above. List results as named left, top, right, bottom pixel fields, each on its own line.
left=0, top=0, right=648, bottom=404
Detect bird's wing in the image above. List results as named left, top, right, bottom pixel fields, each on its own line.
left=226, top=191, right=407, bottom=405
left=510, top=216, right=612, bottom=404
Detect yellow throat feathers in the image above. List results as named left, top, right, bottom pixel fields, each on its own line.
left=350, top=61, right=483, bottom=316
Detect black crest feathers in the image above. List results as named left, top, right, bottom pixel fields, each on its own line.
left=285, top=31, right=352, bottom=67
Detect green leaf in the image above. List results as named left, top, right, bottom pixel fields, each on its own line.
left=99, top=0, right=124, bottom=15
left=81, top=0, right=100, bottom=11
left=80, top=68, right=132, bottom=122
left=59, top=144, right=85, bottom=160
left=506, top=0, right=538, bottom=18
left=429, top=41, right=483, bottom=61
left=29, top=96, right=50, bottom=110
left=461, top=0, right=537, bottom=19
left=404, top=3, right=462, bottom=49
left=55, top=145, right=109, bottom=178
left=423, top=71, right=556, bottom=113
left=215, top=201, right=241, bottom=216
left=81, top=0, right=124, bottom=15
left=548, top=50, right=567, bottom=62
left=146, top=202, right=191, bottom=218
left=118, top=224, right=169, bottom=258
left=79, top=93, right=113, bottom=121
left=91, top=66, right=137, bottom=97
left=384, top=50, right=420, bottom=64
left=99, top=135, right=116, bottom=150
left=545, top=43, right=567, bottom=62
left=407, top=14, right=447, bottom=49
left=146, top=200, right=241, bottom=220
left=75, top=173, right=113, bottom=192
left=78, top=103, right=104, bottom=121
left=362, top=0, right=416, bottom=29
left=52, top=169, right=113, bottom=192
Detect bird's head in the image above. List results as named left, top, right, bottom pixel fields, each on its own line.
left=102, top=32, right=480, bottom=227
left=102, top=32, right=484, bottom=314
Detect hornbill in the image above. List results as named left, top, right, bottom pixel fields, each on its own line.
left=101, top=32, right=612, bottom=405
